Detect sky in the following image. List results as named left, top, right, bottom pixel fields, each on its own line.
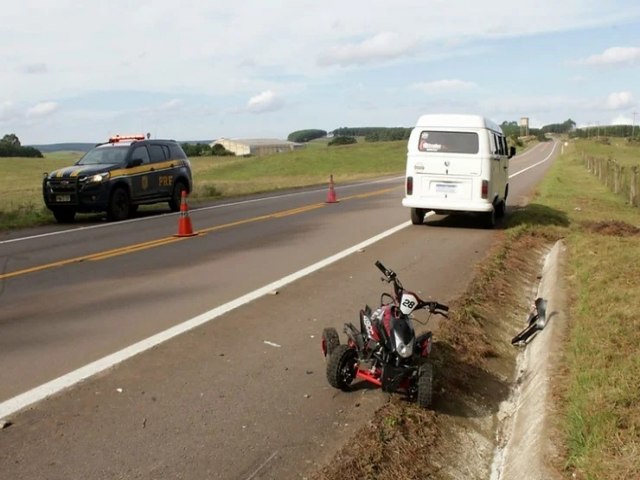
left=1, top=0, right=640, bottom=145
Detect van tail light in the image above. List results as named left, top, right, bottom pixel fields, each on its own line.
left=406, top=176, right=413, bottom=195
left=481, top=180, right=489, bottom=199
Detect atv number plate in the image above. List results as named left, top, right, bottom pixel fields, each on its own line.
left=56, top=195, right=71, bottom=202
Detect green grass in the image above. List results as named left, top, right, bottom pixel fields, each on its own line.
left=515, top=139, right=640, bottom=479
left=0, top=141, right=406, bottom=231
left=190, top=140, right=405, bottom=197
left=573, top=137, right=640, bottom=167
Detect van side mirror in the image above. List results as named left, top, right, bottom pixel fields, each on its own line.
left=509, top=146, right=516, bottom=159
left=128, top=158, right=144, bottom=168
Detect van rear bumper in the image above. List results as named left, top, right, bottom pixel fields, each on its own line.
left=402, top=197, right=494, bottom=213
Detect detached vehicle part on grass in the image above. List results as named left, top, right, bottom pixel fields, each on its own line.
left=322, top=261, right=449, bottom=408
left=42, top=134, right=192, bottom=223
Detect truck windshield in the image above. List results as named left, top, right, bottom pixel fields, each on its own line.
left=77, top=146, right=129, bottom=165
left=418, top=131, right=479, bottom=154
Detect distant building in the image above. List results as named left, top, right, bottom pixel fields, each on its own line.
left=210, top=138, right=305, bottom=157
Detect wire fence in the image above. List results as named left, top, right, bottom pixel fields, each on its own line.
left=583, top=153, right=640, bottom=208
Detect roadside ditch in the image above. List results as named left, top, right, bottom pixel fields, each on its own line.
left=310, top=229, right=566, bottom=480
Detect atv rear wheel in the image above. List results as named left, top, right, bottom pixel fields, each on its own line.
left=326, top=344, right=357, bottom=391
left=321, top=327, right=340, bottom=359
left=417, top=363, right=434, bottom=408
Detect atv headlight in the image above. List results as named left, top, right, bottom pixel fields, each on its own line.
left=396, top=337, right=414, bottom=358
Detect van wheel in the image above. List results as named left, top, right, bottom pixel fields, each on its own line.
left=107, top=187, right=131, bottom=221
left=411, top=208, right=425, bottom=225
left=495, top=199, right=506, bottom=218
left=484, top=208, right=496, bottom=229
left=169, top=181, right=187, bottom=212
left=52, top=207, right=76, bottom=223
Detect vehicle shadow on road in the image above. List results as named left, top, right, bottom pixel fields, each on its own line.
left=429, top=341, right=511, bottom=418
left=504, top=203, right=570, bottom=229
left=420, top=203, right=569, bottom=231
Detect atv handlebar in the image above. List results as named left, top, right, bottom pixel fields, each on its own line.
left=375, top=261, right=449, bottom=316
left=427, top=301, right=449, bottom=318
left=375, top=260, right=395, bottom=280
left=430, top=302, right=449, bottom=313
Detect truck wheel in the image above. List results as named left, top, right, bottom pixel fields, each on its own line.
left=52, top=207, right=76, bottom=223
left=107, top=187, right=131, bottom=221
left=169, top=181, right=187, bottom=212
left=326, top=345, right=357, bottom=391
left=411, top=208, right=425, bottom=225
left=417, top=363, right=434, bottom=408
left=321, top=328, right=340, bottom=359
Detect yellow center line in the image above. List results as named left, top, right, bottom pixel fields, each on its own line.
left=1, top=185, right=400, bottom=280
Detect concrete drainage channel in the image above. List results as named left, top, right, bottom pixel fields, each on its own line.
left=490, top=240, right=566, bottom=480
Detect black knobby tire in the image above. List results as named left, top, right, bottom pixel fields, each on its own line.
left=417, top=363, right=434, bottom=408
left=322, top=328, right=340, bottom=359
left=52, top=207, right=76, bottom=223
left=411, top=208, right=425, bottom=225
left=107, top=187, right=131, bottom=221
left=495, top=199, right=506, bottom=218
left=326, top=344, right=357, bottom=391
left=169, top=181, right=187, bottom=212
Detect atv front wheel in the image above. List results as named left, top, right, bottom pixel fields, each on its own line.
left=417, top=363, right=434, bottom=408
left=326, top=345, right=357, bottom=391
left=321, top=328, right=340, bottom=359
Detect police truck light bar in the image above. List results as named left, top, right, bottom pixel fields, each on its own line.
left=108, top=134, right=145, bottom=143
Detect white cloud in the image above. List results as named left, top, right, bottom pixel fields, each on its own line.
left=157, top=99, right=184, bottom=111
left=611, top=115, right=632, bottom=125
left=605, top=91, right=634, bottom=110
left=26, top=101, right=59, bottom=118
left=411, top=79, right=478, bottom=93
left=582, top=46, right=640, bottom=66
left=318, top=32, right=416, bottom=66
left=20, top=63, right=48, bottom=74
left=0, top=101, right=17, bottom=122
left=2, top=0, right=640, bottom=143
left=246, top=90, right=284, bottom=114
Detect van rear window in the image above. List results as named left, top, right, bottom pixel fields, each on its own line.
left=418, top=131, right=479, bottom=154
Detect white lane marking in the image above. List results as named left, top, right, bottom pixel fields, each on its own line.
left=509, top=141, right=558, bottom=179
left=0, top=221, right=412, bottom=419
left=245, top=451, right=279, bottom=480
left=0, top=176, right=404, bottom=246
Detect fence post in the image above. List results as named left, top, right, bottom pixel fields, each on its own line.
left=630, top=166, right=638, bottom=207
left=614, top=162, right=621, bottom=194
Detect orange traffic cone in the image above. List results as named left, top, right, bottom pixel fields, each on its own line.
left=174, top=190, right=198, bottom=237
left=326, top=174, right=338, bottom=203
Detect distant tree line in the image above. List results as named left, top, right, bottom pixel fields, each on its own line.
left=180, top=142, right=234, bottom=157
left=332, top=127, right=411, bottom=142
left=570, top=124, right=638, bottom=138
left=328, top=136, right=357, bottom=146
left=0, top=134, right=43, bottom=158
left=287, top=129, right=327, bottom=143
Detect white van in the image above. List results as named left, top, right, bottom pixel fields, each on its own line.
left=401, top=114, right=515, bottom=228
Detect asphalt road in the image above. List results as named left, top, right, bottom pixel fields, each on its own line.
left=0, top=141, right=560, bottom=479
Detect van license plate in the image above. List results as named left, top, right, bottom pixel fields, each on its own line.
left=56, top=195, right=71, bottom=202
left=436, top=183, right=457, bottom=194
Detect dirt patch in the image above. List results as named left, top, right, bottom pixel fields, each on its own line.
left=581, top=220, right=640, bottom=237
left=311, top=231, right=562, bottom=480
